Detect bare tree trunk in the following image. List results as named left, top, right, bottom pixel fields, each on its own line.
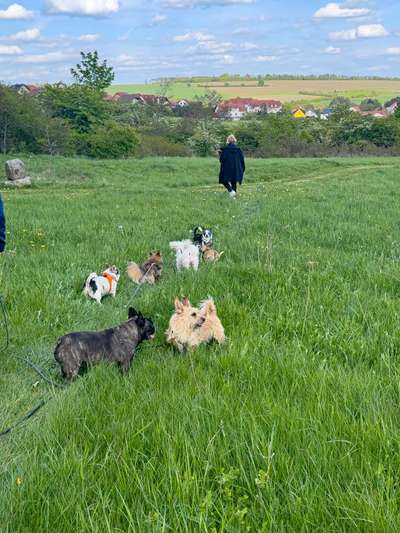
left=2, top=119, right=8, bottom=155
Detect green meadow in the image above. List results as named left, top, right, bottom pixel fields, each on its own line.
left=1, top=155, right=400, bottom=531
left=108, top=82, right=209, bottom=100
left=108, top=79, right=400, bottom=107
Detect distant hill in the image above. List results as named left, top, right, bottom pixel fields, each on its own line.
left=108, top=77, right=400, bottom=107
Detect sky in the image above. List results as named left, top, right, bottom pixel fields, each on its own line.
left=0, top=0, right=399, bottom=83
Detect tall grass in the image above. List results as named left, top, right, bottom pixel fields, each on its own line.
left=1, top=156, right=400, bottom=531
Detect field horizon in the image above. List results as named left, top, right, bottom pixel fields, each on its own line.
left=108, top=78, right=400, bottom=107
left=1, top=155, right=400, bottom=531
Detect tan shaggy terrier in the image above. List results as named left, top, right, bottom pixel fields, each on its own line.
left=165, top=297, right=225, bottom=352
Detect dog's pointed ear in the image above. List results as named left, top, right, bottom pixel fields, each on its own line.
left=128, top=307, right=138, bottom=319
left=182, top=297, right=191, bottom=307
left=202, top=299, right=216, bottom=315
left=136, top=313, right=145, bottom=328
left=174, top=298, right=184, bottom=314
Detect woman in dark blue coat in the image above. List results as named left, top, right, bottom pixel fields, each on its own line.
left=0, top=194, right=5, bottom=253
left=219, top=134, right=245, bottom=198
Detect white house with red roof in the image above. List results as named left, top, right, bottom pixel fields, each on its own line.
left=215, top=98, right=282, bottom=120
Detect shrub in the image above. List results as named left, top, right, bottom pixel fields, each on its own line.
left=188, top=121, right=220, bottom=156
left=139, top=134, right=191, bottom=157
left=78, top=121, right=140, bottom=159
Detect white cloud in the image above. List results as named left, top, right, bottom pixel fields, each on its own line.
left=173, top=31, right=214, bottom=42
left=9, top=28, right=40, bottom=41
left=368, top=65, right=389, bottom=72
left=221, top=54, right=234, bottom=64
left=114, top=54, right=142, bottom=67
left=151, top=14, right=167, bottom=23
left=240, top=42, right=258, bottom=50
left=329, top=24, right=388, bottom=40
left=0, top=3, right=33, bottom=19
left=0, top=44, right=23, bottom=55
left=357, top=24, right=388, bottom=38
left=45, top=0, right=119, bottom=16
left=16, top=51, right=71, bottom=63
left=386, top=47, right=400, bottom=55
left=78, top=33, right=100, bottom=41
left=324, top=46, right=341, bottom=54
left=255, top=55, right=277, bottom=62
left=163, top=0, right=253, bottom=7
left=314, top=2, right=370, bottom=19
left=186, top=39, right=233, bottom=55
left=329, top=29, right=357, bottom=40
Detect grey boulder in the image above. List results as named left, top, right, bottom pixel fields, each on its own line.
left=4, top=176, right=32, bottom=188
left=5, top=159, right=26, bottom=181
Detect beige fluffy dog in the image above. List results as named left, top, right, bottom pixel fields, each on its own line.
left=165, top=297, right=225, bottom=352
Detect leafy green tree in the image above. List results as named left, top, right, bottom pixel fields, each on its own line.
left=71, top=51, right=114, bottom=91
left=40, top=84, right=108, bottom=132
left=79, top=121, right=140, bottom=158
left=359, top=98, right=381, bottom=112
left=330, top=96, right=352, bottom=109
left=195, top=90, right=222, bottom=111
left=0, top=85, right=44, bottom=153
left=188, top=120, right=220, bottom=156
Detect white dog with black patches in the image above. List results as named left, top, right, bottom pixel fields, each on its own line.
left=169, top=240, right=200, bottom=271
left=83, top=266, right=120, bottom=303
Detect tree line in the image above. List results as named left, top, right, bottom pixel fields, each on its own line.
left=1, top=51, right=400, bottom=159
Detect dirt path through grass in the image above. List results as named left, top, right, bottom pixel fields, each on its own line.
left=195, top=163, right=398, bottom=193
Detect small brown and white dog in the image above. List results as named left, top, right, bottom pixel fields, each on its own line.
left=83, top=266, right=120, bottom=304
left=127, top=250, right=163, bottom=284
left=201, top=244, right=224, bottom=263
left=165, top=297, right=225, bottom=352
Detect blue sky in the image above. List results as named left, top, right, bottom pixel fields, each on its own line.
left=0, top=0, right=399, bottom=83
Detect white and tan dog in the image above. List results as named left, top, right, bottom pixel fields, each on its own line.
left=83, top=266, right=120, bottom=304
left=169, top=240, right=200, bottom=271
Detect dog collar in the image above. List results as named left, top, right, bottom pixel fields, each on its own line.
left=102, top=272, right=114, bottom=292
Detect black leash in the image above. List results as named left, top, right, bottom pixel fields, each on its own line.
left=0, top=245, right=62, bottom=439
left=0, top=295, right=9, bottom=354
left=0, top=399, right=47, bottom=437
left=126, top=263, right=155, bottom=308
left=16, top=354, right=65, bottom=389
left=0, top=254, right=155, bottom=439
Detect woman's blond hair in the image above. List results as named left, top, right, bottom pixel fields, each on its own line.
left=227, top=134, right=237, bottom=144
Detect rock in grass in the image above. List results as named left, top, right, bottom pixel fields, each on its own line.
left=5, top=159, right=26, bottom=181
left=4, top=176, right=32, bottom=188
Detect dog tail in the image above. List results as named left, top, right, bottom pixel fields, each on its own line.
left=89, top=278, right=98, bottom=293
left=219, top=251, right=224, bottom=257
left=127, top=262, right=143, bottom=284
left=83, top=272, right=97, bottom=295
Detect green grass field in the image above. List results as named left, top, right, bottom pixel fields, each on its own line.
left=108, top=79, right=400, bottom=107
left=108, top=83, right=208, bottom=101
left=1, top=155, right=400, bottom=531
